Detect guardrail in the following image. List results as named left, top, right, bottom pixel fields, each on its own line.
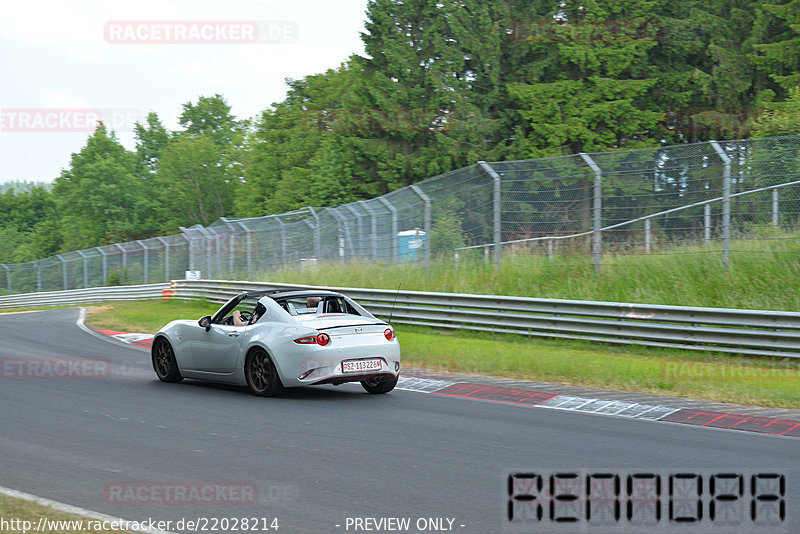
left=0, top=283, right=170, bottom=309
left=2, top=280, right=798, bottom=359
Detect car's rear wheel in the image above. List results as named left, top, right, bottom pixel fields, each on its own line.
left=361, top=376, right=398, bottom=394
left=245, top=348, right=284, bottom=397
left=152, top=338, right=182, bottom=383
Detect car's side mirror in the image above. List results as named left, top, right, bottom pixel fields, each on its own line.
left=198, top=315, right=212, bottom=331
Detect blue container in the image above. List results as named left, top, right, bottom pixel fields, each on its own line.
left=397, top=230, right=425, bottom=261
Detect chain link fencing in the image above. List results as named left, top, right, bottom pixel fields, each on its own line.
left=1, top=135, right=799, bottom=295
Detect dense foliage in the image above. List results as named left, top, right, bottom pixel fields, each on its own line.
left=2, top=0, right=800, bottom=264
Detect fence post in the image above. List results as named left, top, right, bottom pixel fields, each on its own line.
left=235, top=222, right=253, bottom=278
left=547, top=238, right=554, bottom=259
left=75, top=250, right=88, bottom=288
left=34, top=262, right=42, bottom=292
left=644, top=219, right=651, bottom=253
left=1, top=263, right=10, bottom=294
left=773, top=188, right=779, bottom=227
left=377, top=197, right=398, bottom=261
left=199, top=229, right=212, bottom=278
left=478, top=161, right=502, bottom=269
left=343, top=204, right=367, bottom=257
left=114, top=243, right=126, bottom=270
left=137, top=240, right=149, bottom=284
left=327, top=208, right=349, bottom=260
left=580, top=153, right=603, bottom=274
left=357, top=201, right=378, bottom=260
left=208, top=229, right=222, bottom=278
left=178, top=228, right=195, bottom=272
left=710, top=140, right=731, bottom=266
left=307, top=207, right=321, bottom=261
left=97, top=247, right=108, bottom=285
left=704, top=204, right=711, bottom=241
left=56, top=254, right=67, bottom=290
left=410, top=184, right=432, bottom=268
left=454, top=250, right=459, bottom=272
left=156, top=237, right=170, bottom=282
left=219, top=218, right=236, bottom=274
left=273, top=215, right=287, bottom=267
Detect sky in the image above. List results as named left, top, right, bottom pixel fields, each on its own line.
left=0, top=0, right=370, bottom=184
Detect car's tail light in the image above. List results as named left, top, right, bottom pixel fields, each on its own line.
left=384, top=328, right=395, bottom=341
left=294, top=333, right=331, bottom=346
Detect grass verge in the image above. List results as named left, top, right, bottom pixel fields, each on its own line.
left=77, top=299, right=800, bottom=409
left=256, top=232, right=800, bottom=311
left=0, top=494, right=134, bottom=533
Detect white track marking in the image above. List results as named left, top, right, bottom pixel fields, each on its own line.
left=396, top=377, right=454, bottom=392
left=0, top=485, right=176, bottom=534
left=537, top=394, right=680, bottom=420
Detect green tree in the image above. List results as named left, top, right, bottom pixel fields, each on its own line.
left=134, top=112, right=171, bottom=174
left=156, top=133, right=237, bottom=228
left=752, top=86, right=800, bottom=136
left=179, top=94, right=245, bottom=147
left=753, top=0, right=800, bottom=92
left=236, top=67, right=375, bottom=216
left=53, top=123, right=155, bottom=248
left=508, top=0, right=663, bottom=157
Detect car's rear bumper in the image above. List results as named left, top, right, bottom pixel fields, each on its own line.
left=275, top=335, right=401, bottom=388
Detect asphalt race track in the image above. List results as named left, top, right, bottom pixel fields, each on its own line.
left=0, top=309, right=797, bottom=533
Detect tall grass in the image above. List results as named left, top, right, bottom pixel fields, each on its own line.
left=257, top=233, right=800, bottom=311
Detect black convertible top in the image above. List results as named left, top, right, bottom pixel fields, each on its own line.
left=241, top=289, right=343, bottom=300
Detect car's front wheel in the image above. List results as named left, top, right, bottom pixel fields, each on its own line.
left=152, top=338, right=182, bottom=383
left=361, top=376, right=398, bottom=394
left=245, top=348, right=285, bottom=397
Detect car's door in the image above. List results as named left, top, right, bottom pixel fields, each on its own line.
left=190, top=323, right=247, bottom=374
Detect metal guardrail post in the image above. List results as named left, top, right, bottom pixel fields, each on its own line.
left=710, top=140, right=731, bottom=266
left=357, top=201, right=378, bottom=260
left=478, top=161, right=502, bottom=269
left=137, top=240, right=149, bottom=284
left=410, top=184, right=432, bottom=267
left=155, top=237, right=170, bottom=281
left=55, top=254, right=67, bottom=290
left=306, top=207, right=321, bottom=261
left=1, top=263, right=10, bottom=294
left=773, top=189, right=779, bottom=227
left=377, top=197, right=398, bottom=261
left=580, top=153, right=603, bottom=274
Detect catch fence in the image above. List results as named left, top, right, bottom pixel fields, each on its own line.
left=1, top=135, right=799, bottom=294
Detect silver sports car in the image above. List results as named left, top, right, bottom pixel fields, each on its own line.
left=151, top=289, right=401, bottom=396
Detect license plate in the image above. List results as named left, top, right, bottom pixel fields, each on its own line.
left=342, top=358, right=382, bottom=373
